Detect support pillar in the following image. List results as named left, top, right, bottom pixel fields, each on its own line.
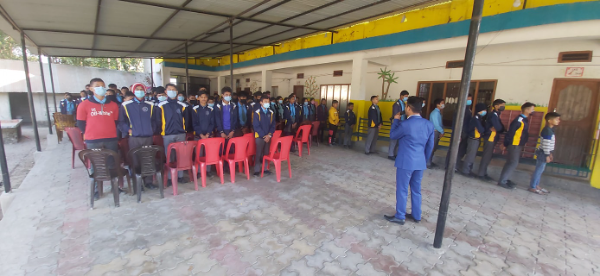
left=433, top=0, right=484, bottom=249
left=48, top=57, right=57, bottom=113
left=38, top=48, right=52, bottom=134
left=261, top=70, right=272, bottom=93
left=350, top=56, right=368, bottom=123
left=150, top=58, right=154, bottom=88
left=185, top=41, right=190, bottom=95
left=20, top=32, right=41, bottom=152
left=217, top=76, right=226, bottom=94
left=0, top=121, right=10, bottom=193
left=229, top=20, right=234, bottom=89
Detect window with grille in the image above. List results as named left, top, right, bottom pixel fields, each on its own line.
left=297, top=73, right=304, bottom=79
left=558, top=51, right=592, bottom=63
left=333, top=70, right=343, bottom=77
left=446, top=60, right=464, bottom=68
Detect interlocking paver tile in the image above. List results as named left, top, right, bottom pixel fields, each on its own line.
left=355, top=263, right=387, bottom=276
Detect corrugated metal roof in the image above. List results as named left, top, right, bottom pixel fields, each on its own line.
left=0, top=0, right=437, bottom=58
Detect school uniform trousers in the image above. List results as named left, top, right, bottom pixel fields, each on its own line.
left=477, top=140, right=496, bottom=177
left=129, top=136, right=154, bottom=183
left=461, top=138, right=480, bottom=174
left=365, top=105, right=382, bottom=154
left=498, top=145, right=521, bottom=185
left=163, top=133, right=186, bottom=178
left=343, top=124, right=353, bottom=146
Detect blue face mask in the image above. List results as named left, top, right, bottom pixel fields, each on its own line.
left=116, top=95, right=123, bottom=102
left=93, top=86, right=107, bottom=97
left=403, top=96, right=408, bottom=101
left=466, top=100, right=472, bottom=106
left=278, top=100, right=283, bottom=104
left=270, top=102, right=275, bottom=106
left=158, top=96, right=167, bottom=102
left=177, top=96, right=185, bottom=101
left=223, top=95, right=232, bottom=102
left=134, top=91, right=145, bottom=99
left=166, top=90, right=177, bottom=99
left=422, top=102, right=425, bottom=107
left=304, top=102, right=308, bottom=106
left=208, top=103, right=215, bottom=107
left=480, top=111, right=487, bottom=116
left=262, top=102, right=270, bottom=109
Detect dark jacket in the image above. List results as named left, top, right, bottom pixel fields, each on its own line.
left=215, top=101, right=239, bottom=133
left=504, top=114, right=529, bottom=147
left=461, top=106, right=472, bottom=133
left=118, top=99, right=157, bottom=138
left=467, top=114, right=485, bottom=139
left=253, top=107, right=276, bottom=138
left=236, top=101, right=252, bottom=129
left=301, top=103, right=315, bottom=121
left=368, top=104, right=383, bottom=128
left=344, top=109, right=356, bottom=126
left=391, top=100, right=405, bottom=121
left=283, top=102, right=302, bottom=129
left=316, top=104, right=328, bottom=122
left=482, top=110, right=505, bottom=143
left=192, top=104, right=216, bottom=136
left=60, top=99, right=77, bottom=115
left=156, top=99, right=191, bottom=136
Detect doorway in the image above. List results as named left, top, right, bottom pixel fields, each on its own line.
left=548, top=79, right=600, bottom=167
left=293, top=85, right=304, bottom=100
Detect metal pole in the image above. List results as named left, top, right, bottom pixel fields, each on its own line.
left=433, top=0, right=484, bottom=249
left=229, top=19, right=234, bottom=89
left=0, top=121, right=11, bottom=193
left=185, top=41, right=189, bottom=95
left=48, top=56, right=57, bottom=113
left=150, top=58, right=154, bottom=87
left=38, top=48, right=53, bottom=134
left=21, top=32, right=42, bottom=152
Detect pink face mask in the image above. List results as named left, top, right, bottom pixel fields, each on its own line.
left=311, top=101, right=315, bottom=105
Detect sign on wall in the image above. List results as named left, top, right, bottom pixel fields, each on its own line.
left=565, top=67, right=584, bottom=77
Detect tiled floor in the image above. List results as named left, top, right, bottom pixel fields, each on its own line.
left=1, top=141, right=599, bottom=275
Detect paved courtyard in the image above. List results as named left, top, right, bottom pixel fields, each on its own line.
left=1, top=139, right=599, bottom=276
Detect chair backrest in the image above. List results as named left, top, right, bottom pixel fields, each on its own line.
left=296, top=124, right=312, bottom=142
left=272, top=130, right=282, bottom=141
left=128, top=145, right=165, bottom=176
left=118, top=138, right=130, bottom=165
left=166, top=141, right=196, bottom=169
left=196, top=137, right=225, bottom=164
left=225, top=136, right=249, bottom=160
left=311, top=121, right=320, bottom=135
left=244, top=133, right=256, bottom=156
left=78, top=149, right=123, bottom=181
left=270, top=130, right=283, bottom=153
left=65, top=127, right=86, bottom=150
left=269, top=136, right=293, bottom=160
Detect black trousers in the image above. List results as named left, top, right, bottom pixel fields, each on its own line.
left=318, top=121, right=327, bottom=142
left=328, top=124, right=338, bottom=144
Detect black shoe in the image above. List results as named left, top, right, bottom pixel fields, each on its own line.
left=498, top=182, right=516, bottom=190
left=480, top=175, right=494, bottom=182
left=406, top=214, right=421, bottom=223
left=145, top=184, right=158, bottom=190
left=468, top=173, right=479, bottom=178
left=428, top=163, right=438, bottom=169
left=507, top=180, right=516, bottom=187
left=118, top=187, right=127, bottom=194
left=253, top=172, right=261, bottom=177
left=388, top=156, right=396, bottom=161
left=264, top=170, right=272, bottom=175
left=384, top=215, right=405, bottom=225
left=94, top=191, right=100, bottom=201
left=365, top=152, right=370, bottom=155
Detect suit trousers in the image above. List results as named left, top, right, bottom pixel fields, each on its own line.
left=427, top=130, right=441, bottom=167
left=129, top=136, right=154, bottom=184
left=163, top=133, right=186, bottom=178
left=254, top=138, right=270, bottom=173
left=498, top=145, right=522, bottom=185
left=477, top=140, right=496, bottom=177
left=343, top=125, right=353, bottom=146
left=395, top=168, right=423, bottom=220
left=461, top=138, right=480, bottom=174
left=365, top=127, right=379, bottom=154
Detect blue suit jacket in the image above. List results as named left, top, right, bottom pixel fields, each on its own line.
left=390, top=115, right=435, bottom=170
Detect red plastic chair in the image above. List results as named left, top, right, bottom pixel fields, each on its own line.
left=262, top=136, right=293, bottom=182
left=270, top=130, right=282, bottom=153
left=293, top=124, right=312, bottom=157
left=194, top=138, right=225, bottom=188
left=222, top=136, right=250, bottom=183
left=244, top=133, right=256, bottom=167
left=310, top=121, right=320, bottom=147
left=65, top=127, right=86, bottom=169
left=163, top=141, right=197, bottom=195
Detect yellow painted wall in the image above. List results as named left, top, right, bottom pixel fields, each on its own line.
left=161, top=0, right=592, bottom=67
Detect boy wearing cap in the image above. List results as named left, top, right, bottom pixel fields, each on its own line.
left=460, top=103, right=487, bottom=176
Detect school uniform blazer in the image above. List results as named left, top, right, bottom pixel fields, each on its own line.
left=482, top=110, right=505, bottom=143
left=253, top=108, right=276, bottom=138
left=504, top=114, right=529, bottom=147
left=214, top=101, right=238, bottom=133
left=283, top=103, right=302, bottom=128
left=391, top=100, right=405, bottom=121
left=467, top=114, right=485, bottom=139
left=368, top=104, right=383, bottom=128
left=390, top=115, right=435, bottom=171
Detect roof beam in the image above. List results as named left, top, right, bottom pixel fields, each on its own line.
left=38, top=45, right=212, bottom=56
left=21, top=28, right=271, bottom=46
left=118, top=0, right=337, bottom=33
left=91, top=0, right=103, bottom=57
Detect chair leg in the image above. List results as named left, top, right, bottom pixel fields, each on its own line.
left=287, top=158, right=292, bottom=178
left=157, top=172, right=164, bottom=198
left=307, top=142, right=310, bottom=155
left=200, top=164, right=207, bottom=188
left=217, top=161, right=224, bottom=185
left=238, top=162, right=243, bottom=174
left=111, top=179, right=120, bottom=207
left=228, top=161, right=235, bottom=183
left=274, top=160, right=281, bottom=182
left=171, top=169, right=178, bottom=195
left=99, top=181, right=104, bottom=197
left=72, top=148, right=75, bottom=169
left=135, top=175, right=142, bottom=203
left=90, top=179, right=95, bottom=209
left=244, top=159, right=250, bottom=180
left=125, top=172, right=132, bottom=195
left=192, top=166, right=199, bottom=191
left=298, top=141, right=302, bottom=157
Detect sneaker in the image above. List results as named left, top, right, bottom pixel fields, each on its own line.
left=264, top=170, right=272, bottom=175
left=498, top=182, right=516, bottom=190
left=507, top=180, right=517, bottom=188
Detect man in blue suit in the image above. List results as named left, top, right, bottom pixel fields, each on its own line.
left=385, top=96, right=435, bottom=225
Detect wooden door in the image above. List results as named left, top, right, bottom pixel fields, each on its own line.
left=293, top=85, right=304, bottom=99
left=548, top=79, right=600, bottom=167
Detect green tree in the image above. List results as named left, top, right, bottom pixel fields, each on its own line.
left=1, top=30, right=142, bottom=72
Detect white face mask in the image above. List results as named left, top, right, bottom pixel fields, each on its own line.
left=440, top=104, right=445, bottom=109
left=262, top=102, right=270, bottom=109
left=94, top=86, right=107, bottom=96
left=166, top=90, right=177, bottom=99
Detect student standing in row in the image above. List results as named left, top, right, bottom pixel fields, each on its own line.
left=497, top=102, right=536, bottom=189
left=529, top=112, right=560, bottom=195
left=237, top=92, right=252, bottom=134
left=388, top=90, right=409, bottom=160
left=477, top=99, right=506, bottom=181
left=460, top=103, right=487, bottom=176
left=191, top=91, right=215, bottom=140
left=215, top=87, right=239, bottom=142
left=157, top=83, right=191, bottom=183
left=343, top=102, right=356, bottom=148
left=77, top=78, right=120, bottom=199
left=384, top=96, right=434, bottom=225
left=118, top=83, right=158, bottom=189
left=365, top=96, right=382, bottom=155
left=60, top=92, right=78, bottom=115
left=428, top=98, right=445, bottom=168
left=328, top=100, right=340, bottom=146
left=316, top=99, right=328, bottom=143
left=253, top=95, right=276, bottom=176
